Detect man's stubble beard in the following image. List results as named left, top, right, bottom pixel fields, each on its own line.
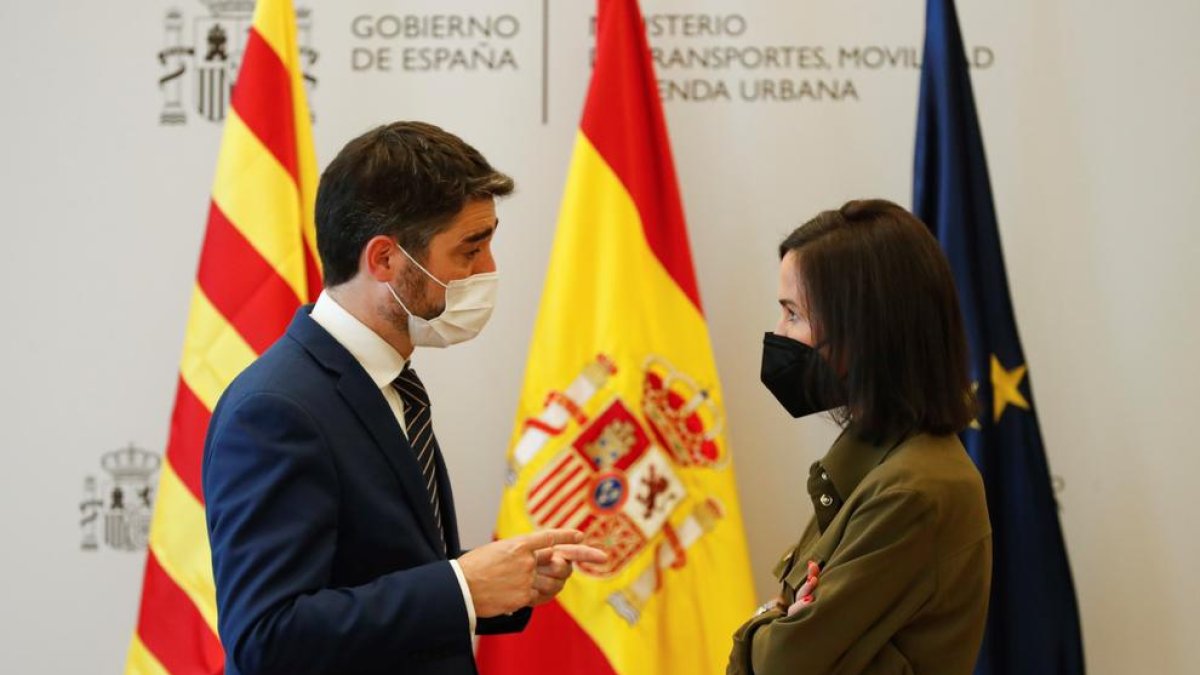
left=382, top=263, right=446, bottom=335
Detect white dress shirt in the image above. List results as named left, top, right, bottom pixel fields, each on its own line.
left=310, top=291, right=477, bottom=636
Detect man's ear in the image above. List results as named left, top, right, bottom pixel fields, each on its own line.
left=362, top=235, right=400, bottom=282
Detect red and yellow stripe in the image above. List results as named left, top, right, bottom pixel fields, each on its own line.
left=126, top=1, right=319, bottom=672
left=477, top=1, right=755, bottom=674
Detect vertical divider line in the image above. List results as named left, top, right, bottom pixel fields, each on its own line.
left=542, top=0, right=549, bottom=125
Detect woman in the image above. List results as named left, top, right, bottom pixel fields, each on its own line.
left=728, top=200, right=991, bottom=675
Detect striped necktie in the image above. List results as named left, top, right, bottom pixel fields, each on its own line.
left=391, top=364, right=447, bottom=555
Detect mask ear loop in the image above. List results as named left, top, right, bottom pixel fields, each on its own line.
left=383, top=279, right=417, bottom=318
left=393, top=241, right=448, bottom=289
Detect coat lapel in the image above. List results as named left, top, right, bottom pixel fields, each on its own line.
left=286, top=306, right=447, bottom=556
left=336, top=374, right=447, bottom=555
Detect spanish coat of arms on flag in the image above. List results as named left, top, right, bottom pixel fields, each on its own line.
left=477, top=1, right=756, bottom=672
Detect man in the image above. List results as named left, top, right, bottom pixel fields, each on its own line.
left=203, top=121, right=605, bottom=675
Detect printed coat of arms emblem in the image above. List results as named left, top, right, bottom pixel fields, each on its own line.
left=80, top=445, right=163, bottom=552
left=510, top=355, right=729, bottom=624
left=157, top=0, right=317, bottom=125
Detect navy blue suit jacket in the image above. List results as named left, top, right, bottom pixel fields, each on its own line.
left=203, top=307, right=530, bottom=675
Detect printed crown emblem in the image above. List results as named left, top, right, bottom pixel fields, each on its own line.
left=640, top=358, right=725, bottom=468
left=100, top=444, right=162, bottom=482
left=201, top=0, right=255, bottom=19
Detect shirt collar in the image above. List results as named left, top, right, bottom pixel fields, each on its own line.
left=310, top=291, right=407, bottom=389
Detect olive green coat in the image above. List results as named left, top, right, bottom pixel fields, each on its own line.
left=728, top=428, right=991, bottom=675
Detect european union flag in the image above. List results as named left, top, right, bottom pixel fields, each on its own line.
left=913, top=1, right=1086, bottom=673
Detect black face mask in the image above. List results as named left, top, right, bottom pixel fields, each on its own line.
left=760, top=332, right=837, bottom=418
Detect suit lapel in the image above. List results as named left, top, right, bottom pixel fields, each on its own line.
left=286, top=306, right=446, bottom=556
left=335, top=374, right=446, bottom=555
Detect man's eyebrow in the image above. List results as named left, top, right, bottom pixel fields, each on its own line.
left=461, top=220, right=498, bottom=245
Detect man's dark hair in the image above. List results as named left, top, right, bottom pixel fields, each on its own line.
left=315, top=121, right=514, bottom=287
left=780, top=199, right=976, bottom=442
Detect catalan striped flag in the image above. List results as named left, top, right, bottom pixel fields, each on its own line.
left=125, top=1, right=320, bottom=672
left=476, top=0, right=756, bottom=673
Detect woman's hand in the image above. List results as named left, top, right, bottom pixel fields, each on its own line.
left=786, top=561, right=821, bottom=616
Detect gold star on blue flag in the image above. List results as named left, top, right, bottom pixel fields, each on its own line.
left=990, top=355, right=1030, bottom=422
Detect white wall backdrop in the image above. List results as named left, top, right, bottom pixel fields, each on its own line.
left=0, top=0, right=1197, bottom=672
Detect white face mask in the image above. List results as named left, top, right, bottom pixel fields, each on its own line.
left=384, top=243, right=499, bottom=348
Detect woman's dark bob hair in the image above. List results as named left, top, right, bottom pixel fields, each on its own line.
left=781, top=199, right=976, bottom=442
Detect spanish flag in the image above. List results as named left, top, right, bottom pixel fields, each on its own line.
left=125, top=0, right=320, bottom=672
left=476, top=0, right=755, bottom=672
